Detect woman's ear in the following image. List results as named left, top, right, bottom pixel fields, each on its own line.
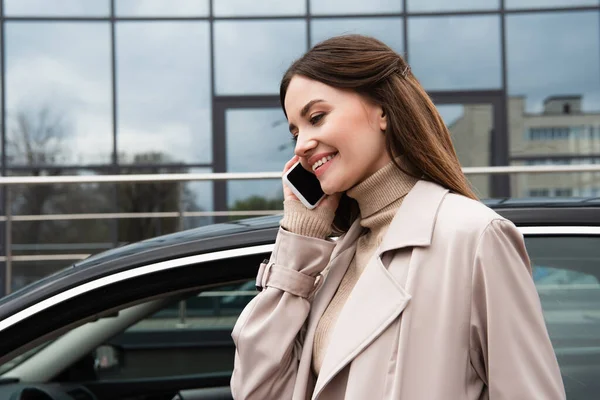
left=379, top=108, right=388, bottom=132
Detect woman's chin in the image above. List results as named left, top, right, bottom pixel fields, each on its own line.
left=320, top=182, right=340, bottom=196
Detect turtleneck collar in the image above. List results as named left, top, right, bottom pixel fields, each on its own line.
left=346, top=157, right=419, bottom=229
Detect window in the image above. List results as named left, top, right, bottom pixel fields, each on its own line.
left=115, top=0, right=209, bottom=17
left=505, top=0, right=599, bottom=9
left=528, top=187, right=574, bottom=197
left=214, top=0, right=305, bottom=16
left=225, top=107, right=292, bottom=209
left=4, top=0, right=109, bottom=16
left=408, top=15, right=501, bottom=90
left=407, top=0, right=498, bottom=12
left=507, top=12, right=600, bottom=114
left=310, top=0, right=402, bottom=15
left=527, top=126, right=580, bottom=140
left=311, top=18, right=403, bottom=54
left=529, top=188, right=550, bottom=197
left=94, top=279, right=256, bottom=379
left=5, top=22, right=113, bottom=166
left=214, top=20, right=307, bottom=95
left=7, top=169, right=116, bottom=291
left=554, top=188, right=573, bottom=197
left=525, top=235, right=600, bottom=398
left=115, top=22, right=212, bottom=164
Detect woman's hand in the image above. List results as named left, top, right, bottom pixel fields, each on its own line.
left=283, top=155, right=341, bottom=212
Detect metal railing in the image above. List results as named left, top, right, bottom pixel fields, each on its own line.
left=2, top=164, right=600, bottom=295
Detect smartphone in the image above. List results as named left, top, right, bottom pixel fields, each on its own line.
left=282, top=161, right=326, bottom=209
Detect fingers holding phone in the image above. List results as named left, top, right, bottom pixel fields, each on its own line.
left=282, top=156, right=340, bottom=211
left=282, top=156, right=301, bottom=203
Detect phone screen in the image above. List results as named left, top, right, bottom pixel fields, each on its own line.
left=287, top=163, right=325, bottom=206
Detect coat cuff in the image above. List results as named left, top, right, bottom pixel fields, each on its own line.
left=269, top=227, right=336, bottom=277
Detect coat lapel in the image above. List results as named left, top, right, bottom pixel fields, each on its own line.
left=311, top=255, right=411, bottom=399
left=311, top=180, right=450, bottom=399
left=310, top=217, right=366, bottom=329
left=294, top=219, right=365, bottom=399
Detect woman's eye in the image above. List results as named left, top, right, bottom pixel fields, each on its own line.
left=291, top=134, right=298, bottom=142
left=310, top=113, right=325, bottom=125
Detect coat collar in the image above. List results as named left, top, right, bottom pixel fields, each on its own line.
left=378, top=179, right=449, bottom=255
left=310, top=180, right=449, bottom=399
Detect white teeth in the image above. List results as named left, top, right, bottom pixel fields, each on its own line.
left=312, top=153, right=337, bottom=171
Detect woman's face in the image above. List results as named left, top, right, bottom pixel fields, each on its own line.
left=285, top=75, right=391, bottom=195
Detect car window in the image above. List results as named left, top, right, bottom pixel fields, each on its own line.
left=525, top=235, right=600, bottom=399
left=93, top=279, right=257, bottom=380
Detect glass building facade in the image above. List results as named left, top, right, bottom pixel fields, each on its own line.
left=0, top=0, right=599, bottom=294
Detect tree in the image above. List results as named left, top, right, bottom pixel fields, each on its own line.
left=6, top=107, right=111, bottom=248
left=115, top=152, right=204, bottom=243
left=5, top=106, right=203, bottom=256
left=228, top=194, right=283, bottom=221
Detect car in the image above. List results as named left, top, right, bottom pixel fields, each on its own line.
left=0, top=198, right=599, bottom=400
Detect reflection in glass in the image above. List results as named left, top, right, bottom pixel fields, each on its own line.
left=437, top=104, right=493, bottom=198
left=5, top=22, right=113, bottom=165
left=311, top=18, right=403, bottom=54
left=115, top=0, right=209, bottom=17
left=214, top=21, right=307, bottom=95
left=510, top=161, right=600, bottom=198
left=407, top=0, right=498, bottom=12
left=408, top=16, right=501, bottom=91
left=226, top=108, right=293, bottom=209
left=8, top=168, right=115, bottom=290
left=407, top=0, right=500, bottom=12
left=116, top=165, right=212, bottom=243
left=116, top=22, right=211, bottom=164
left=506, top=12, right=600, bottom=113
left=310, top=0, right=402, bottom=15
left=214, top=0, right=305, bottom=16
left=525, top=236, right=600, bottom=399
left=183, top=168, right=214, bottom=229
left=4, top=0, right=109, bottom=16
left=505, top=0, right=598, bottom=9
left=507, top=12, right=600, bottom=198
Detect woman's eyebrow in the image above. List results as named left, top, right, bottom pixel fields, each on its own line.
left=288, top=99, right=326, bottom=133
left=301, top=99, right=326, bottom=117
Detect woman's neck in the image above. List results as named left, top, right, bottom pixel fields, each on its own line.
left=347, top=157, right=419, bottom=230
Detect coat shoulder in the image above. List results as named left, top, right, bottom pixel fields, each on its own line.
left=435, top=193, right=508, bottom=239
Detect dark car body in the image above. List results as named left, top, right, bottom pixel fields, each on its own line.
left=0, top=198, right=598, bottom=399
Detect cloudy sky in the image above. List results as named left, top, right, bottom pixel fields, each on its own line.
left=2, top=0, right=600, bottom=209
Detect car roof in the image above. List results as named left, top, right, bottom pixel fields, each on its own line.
left=1, top=198, right=599, bottom=318
left=72, top=197, right=600, bottom=269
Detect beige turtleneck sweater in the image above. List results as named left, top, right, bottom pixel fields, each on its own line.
left=280, top=158, right=419, bottom=375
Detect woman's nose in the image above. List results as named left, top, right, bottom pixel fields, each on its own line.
left=294, top=134, right=317, bottom=158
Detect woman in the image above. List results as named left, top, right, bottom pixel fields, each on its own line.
left=231, top=35, right=565, bottom=399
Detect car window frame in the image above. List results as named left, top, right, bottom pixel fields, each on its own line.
left=0, top=244, right=273, bottom=367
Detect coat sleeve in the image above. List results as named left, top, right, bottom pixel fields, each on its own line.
left=230, top=227, right=336, bottom=400
left=469, top=219, right=566, bottom=400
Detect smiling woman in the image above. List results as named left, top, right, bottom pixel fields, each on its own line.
left=230, top=34, right=566, bottom=400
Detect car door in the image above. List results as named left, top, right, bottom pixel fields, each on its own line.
left=522, top=227, right=600, bottom=399
left=0, top=243, right=271, bottom=400
left=94, top=279, right=257, bottom=380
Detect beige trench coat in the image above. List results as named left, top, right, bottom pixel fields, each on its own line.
left=231, top=180, right=565, bottom=399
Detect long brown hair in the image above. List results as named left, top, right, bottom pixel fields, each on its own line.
left=280, top=34, right=478, bottom=233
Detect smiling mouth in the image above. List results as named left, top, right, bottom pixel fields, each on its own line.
left=312, top=153, right=337, bottom=172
